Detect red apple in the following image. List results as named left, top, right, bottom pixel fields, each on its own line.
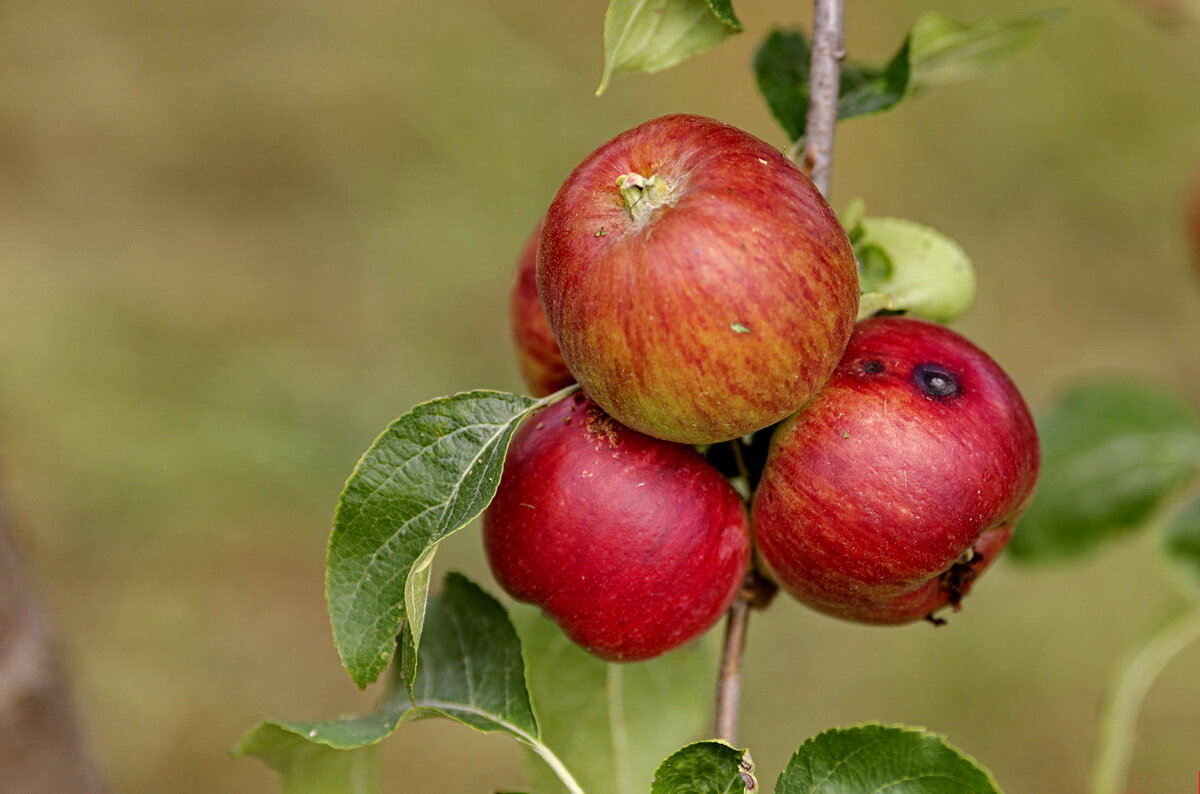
left=752, top=317, right=1039, bottom=625
left=510, top=220, right=574, bottom=397
left=538, top=114, right=859, bottom=444
left=483, top=393, right=750, bottom=661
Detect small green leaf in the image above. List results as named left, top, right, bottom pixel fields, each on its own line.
left=850, top=215, right=976, bottom=323
left=1010, top=383, right=1200, bottom=562
left=598, top=0, right=742, bottom=95
left=754, top=29, right=910, bottom=141
left=908, top=10, right=1062, bottom=89
left=236, top=724, right=379, bottom=794
left=326, top=389, right=547, bottom=688
left=651, top=741, right=750, bottom=794
left=1163, top=497, right=1200, bottom=594
left=775, top=724, right=1001, bottom=793
left=515, top=608, right=715, bottom=794
left=754, top=10, right=1056, bottom=142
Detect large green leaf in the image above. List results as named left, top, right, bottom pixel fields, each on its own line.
left=754, top=11, right=1055, bottom=142
left=1162, top=496, right=1200, bottom=594
left=1010, top=383, right=1200, bottom=562
left=651, top=741, right=751, bottom=794
left=597, top=0, right=742, bottom=95
left=327, top=389, right=555, bottom=688
left=775, top=724, right=1001, bottom=793
left=241, top=574, right=583, bottom=794
left=516, top=607, right=715, bottom=794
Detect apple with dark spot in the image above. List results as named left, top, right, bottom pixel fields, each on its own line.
left=538, top=114, right=859, bottom=445
left=510, top=219, right=573, bottom=397
left=752, top=316, right=1039, bottom=625
left=483, top=393, right=750, bottom=661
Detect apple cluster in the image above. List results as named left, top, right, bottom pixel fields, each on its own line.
left=486, top=114, right=1040, bottom=662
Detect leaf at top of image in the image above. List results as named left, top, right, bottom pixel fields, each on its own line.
left=515, top=606, right=715, bottom=794
left=753, top=9, right=1058, bottom=142
left=1010, top=382, right=1200, bottom=563
left=774, top=724, right=1002, bottom=794
left=325, top=389, right=542, bottom=688
left=598, top=0, right=743, bottom=95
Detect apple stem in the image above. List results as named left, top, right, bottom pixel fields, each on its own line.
left=714, top=593, right=751, bottom=745
left=799, top=0, right=845, bottom=197
left=615, top=172, right=673, bottom=225
left=1090, top=606, right=1200, bottom=794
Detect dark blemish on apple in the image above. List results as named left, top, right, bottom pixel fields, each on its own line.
left=561, top=416, right=572, bottom=425
left=939, top=549, right=984, bottom=608
left=861, top=359, right=884, bottom=375
left=594, top=227, right=607, bottom=237
left=913, top=363, right=961, bottom=399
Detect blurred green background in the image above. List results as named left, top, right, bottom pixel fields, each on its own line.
left=1, top=0, right=1199, bottom=791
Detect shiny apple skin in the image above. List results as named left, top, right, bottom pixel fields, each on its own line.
left=484, top=393, right=750, bottom=661
left=538, top=114, right=859, bottom=444
left=510, top=220, right=574, bottom=397
left=752, top=317, right=1039, bottom=625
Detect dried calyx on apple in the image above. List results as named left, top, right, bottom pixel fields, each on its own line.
left=495, top=114, right=1039, bottom=661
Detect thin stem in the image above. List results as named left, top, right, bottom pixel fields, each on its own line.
left=528, top=740, right=588, bottom=794
left=1090, top=607, right=1200, bottom=794
left=713, top=595, right=751, bottom=745
left=801, top=0, right=846, bottom=197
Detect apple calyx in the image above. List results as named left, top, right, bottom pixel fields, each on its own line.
left=615, top=172, right=675, bottom=225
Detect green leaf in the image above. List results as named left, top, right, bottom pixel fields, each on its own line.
left=515, top=608, right=715, bottom=794
left=241, top=574, right=584, bottom=794
left=908, top=9, right=1062, bottom=89
left=1163, top=496, right=1200, bottom=594
left=651, top=741, right=751, bottom=794
left=849, top=215, right=976, bottom=323
left=754, top=29, right=909, bottom=141
left=754, top=10, right=1056, bottom=142
left=397, top=573, right=537, bottom=737
left=598, top=0, right=742, bottom=96
left=775, top=724, right=1001, bottom=793
left=326, top=389, right=543, bottom=688
left=235, top=724, right=379, bottom=794
left=1010, top=383, right=1200, bottom=562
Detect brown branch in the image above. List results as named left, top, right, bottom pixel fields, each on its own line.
left=801, top=0, right=846, bottom=198
left=0, top=503, right=106, bottom=794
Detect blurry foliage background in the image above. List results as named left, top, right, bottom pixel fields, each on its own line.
left=1, top=0, right=1199, bottom=791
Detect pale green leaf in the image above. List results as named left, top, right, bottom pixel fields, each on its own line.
left=598, top=0, right=742, bottom=95
left=909, top=10, right=1062, bottom=89
left=850, top=215, right=976, bottom=323
left=515, top=607, right=715, bottom=794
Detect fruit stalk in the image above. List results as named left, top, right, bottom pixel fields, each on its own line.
left=1090, top=607, right=1200, bottom=794
left=711, top=0, right=846, bottom=746
left=710, top=0, right=844, bottom=748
